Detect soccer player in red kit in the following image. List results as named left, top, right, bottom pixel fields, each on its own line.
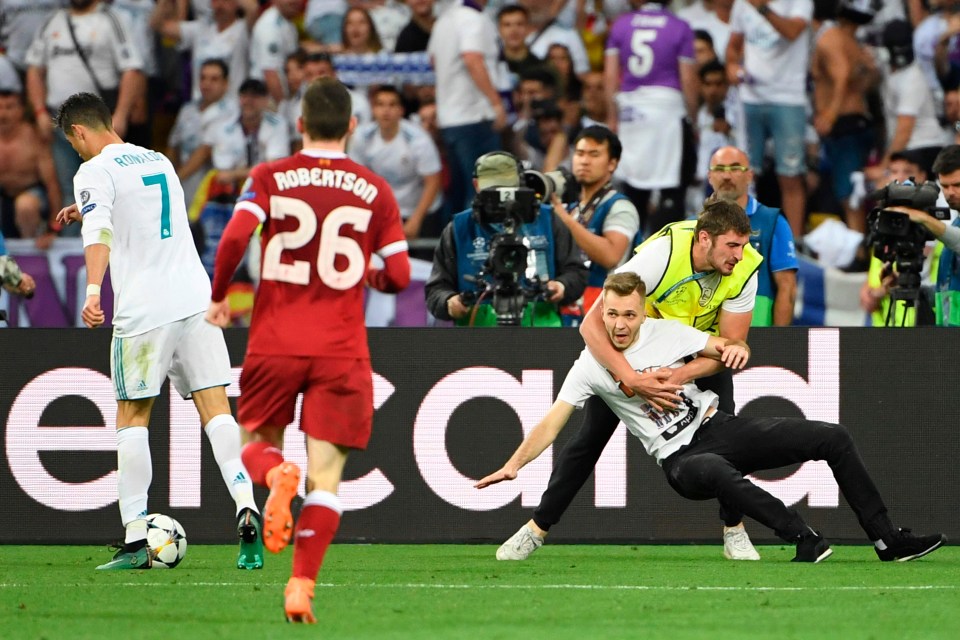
left=206, top=77, right=410, bottom=623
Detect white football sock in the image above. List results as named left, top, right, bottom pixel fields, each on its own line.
left=204, top=414, right=258, bottom=516
left=116, top=426, right=151, bottom=542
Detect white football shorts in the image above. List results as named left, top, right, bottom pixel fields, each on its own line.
left=110, top=312, right=231, bottom=400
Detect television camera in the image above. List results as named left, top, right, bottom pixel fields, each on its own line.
left=461, top=168, right=578, bottom=326
left=866, top=179, right=951, bottom=322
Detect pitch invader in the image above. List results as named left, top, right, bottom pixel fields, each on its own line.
left=55, top=92, right=264, bottom=571
left=605, top=0, right=699, bottom=235
left=207, top=78, right=410, bottom=623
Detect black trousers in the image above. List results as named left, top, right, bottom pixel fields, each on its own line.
left=660, top=412, right=895, bottom=542
left=532, top=370, right=735, bottom=531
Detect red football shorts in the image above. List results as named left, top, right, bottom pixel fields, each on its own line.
left=238, top=354, right=374, bottom=449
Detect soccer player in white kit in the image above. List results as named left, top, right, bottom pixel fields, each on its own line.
left=54, top=92, right=264, bottom=571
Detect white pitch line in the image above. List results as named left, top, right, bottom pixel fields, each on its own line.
left=0, top=582, right=957, bottom=592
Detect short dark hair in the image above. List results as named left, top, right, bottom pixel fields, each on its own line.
left=497, top=4, right=530, bottom=22
left=574, top=125, right=622, bottom=161
left=519, top=66, right=558, bottom=91
left=305, top=50, right=333, bottom=64
left=238, top=78, right=268, bottom=96
left=603, top=272, right=647, bottom=300
left=301, top=78, right=352, bottom=141
left=695, top=200, right=752, bottom=238
left=932, top=145, right=960, bottom=176
left=694, top=29, right=714, bottom=48
left=699, top=59, right=726, bottom=81
left=371, top=84, right=403, bottom=103
left=200, top=58, right=229, bottom=79
left=56, top=92, right=112, bottom=134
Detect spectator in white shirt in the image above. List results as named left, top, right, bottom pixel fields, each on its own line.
left=249, top=0, right=302, bottom=105
left=349, top=85, right=442, bottom=239
left=151, top=0, right=255, bottom=101
left=428, top=0, right=506, bottom=212
left=167, top=58, right=239, bottom=209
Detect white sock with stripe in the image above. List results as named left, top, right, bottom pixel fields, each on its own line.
left=116, top=426, right=151, bottom=544
left=204, top=414, right=258, bottom=516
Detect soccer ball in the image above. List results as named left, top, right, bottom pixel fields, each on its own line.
left=145, top=513, right=187, bottom=569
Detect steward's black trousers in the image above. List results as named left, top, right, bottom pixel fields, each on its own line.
left=660, top=411, right=895, bottom=541
left=532, top=370, right=735, bottom=532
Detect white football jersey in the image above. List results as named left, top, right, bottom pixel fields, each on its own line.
left=76, top=143, right=211, bottom=337
left=557, top=318, right=719, bottom=464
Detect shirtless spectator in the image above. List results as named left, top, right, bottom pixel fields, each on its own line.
left=0, top=90, right=61, bottom=249
left=811, top=0, right=880, bottom=233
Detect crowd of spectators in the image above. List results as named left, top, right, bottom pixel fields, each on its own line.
left=4, top=0, right=960, bottom=323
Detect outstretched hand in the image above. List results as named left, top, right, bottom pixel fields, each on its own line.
left=56, top=204, right=81, bottom=227
left=475, top=466, right=518, bottom=489
left=716, top=342, right=750, bottom=369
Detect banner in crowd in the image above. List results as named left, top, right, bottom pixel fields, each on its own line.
left=1, top=327, right=956, bottom=544
left=0, top=239, right=434, bottom=328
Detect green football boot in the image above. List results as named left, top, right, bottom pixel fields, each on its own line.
left=96, top=541, right=153, bottom=570
left=237, top=508, right=264, bottom=570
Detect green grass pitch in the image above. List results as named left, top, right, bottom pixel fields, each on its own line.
left=2, top=544, right=958, bottom=639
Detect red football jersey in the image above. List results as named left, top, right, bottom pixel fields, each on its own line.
left=234, top=150, right=407, bottom=358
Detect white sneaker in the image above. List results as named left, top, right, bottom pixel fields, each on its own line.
left=723, top=525, right=761, bottom=561
left=496, top=525, right=544, bottom=561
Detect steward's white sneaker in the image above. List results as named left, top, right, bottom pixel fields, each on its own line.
left=496, top=525, right=544, bottom=560
left=723, top=525, right=761, bottom=561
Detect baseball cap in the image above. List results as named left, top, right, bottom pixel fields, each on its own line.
left=238, top=78, right=268, bottom=96
left=473, top=152, right=521, bottom=190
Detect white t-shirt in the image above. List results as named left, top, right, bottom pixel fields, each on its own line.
left=527, top=23, right=591, bottom=76
left=179, top=19, right=249, bottom=101
left=348, top=119, right=441, bottom=219
left=76, top=143, right=210, bottom=337
left=249, top=7, right=298, bottom=89
left=208, top=111, right=291, bottom=170
left=26, top=7, right=143, bottom=109
left=616, top=235, right=758, bottom=315
left=428, top=2, right=501, bottom=128
left=558, top=318, right=718, bottom=463
left=729, top=0, right=812, bottom=106
left=0, top=0, right=63, bottom=70
left=883, top=62, right=952, bottom=152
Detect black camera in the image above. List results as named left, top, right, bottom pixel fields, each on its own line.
left=523, top=167, right=579, bottom=204
left=866, top=179, right=950, bottom=309
left=464, top=166, right=579, bottom=325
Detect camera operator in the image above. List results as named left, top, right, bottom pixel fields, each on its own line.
left=861, top=152, right=929, bottom=327
left=877, top=145, right=960, bottom=326
left=548, top=126, right=640, bottom=311
left=0, top=229, right=36, bottom=302
left=425, top=151, right=587, bottom=326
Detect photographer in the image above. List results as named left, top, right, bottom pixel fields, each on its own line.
left=425, top=151, right=587, bottom=326
left=875, top=145, right=960, bottom=326
left=549, top=126, right=640, bottom=311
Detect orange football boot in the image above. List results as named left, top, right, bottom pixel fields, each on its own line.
left=284, top=577, right=317, bottom=624
left=263, top=461, right=301, bottom=553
